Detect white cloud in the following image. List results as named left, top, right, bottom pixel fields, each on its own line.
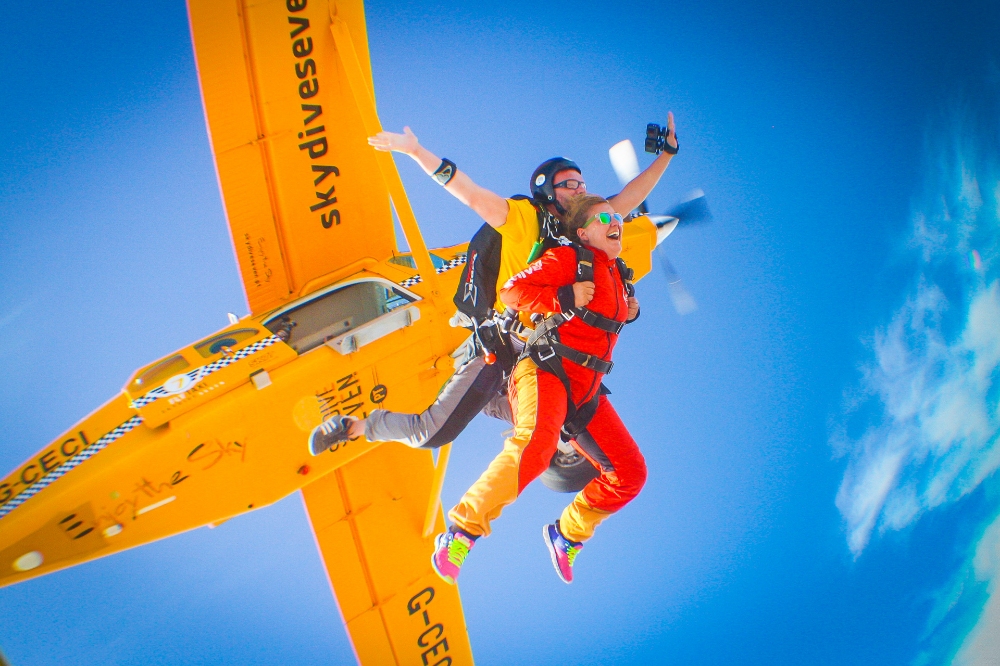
left=835, top=108, right=1000, bottom=557
left=837, top=280, right=1000, bottom=556
left=835, top=96, right=1000, bottom=664
left=951, top=515, right=1000, bottom=666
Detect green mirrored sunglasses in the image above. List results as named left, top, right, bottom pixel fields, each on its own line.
left=583, top=211, right=624, bottom=228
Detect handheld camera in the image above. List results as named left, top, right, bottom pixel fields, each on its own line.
left=645, top=123, right=670, bottom=154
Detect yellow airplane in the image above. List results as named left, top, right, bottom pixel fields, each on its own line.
left=0, top=1, right=661, bottom=663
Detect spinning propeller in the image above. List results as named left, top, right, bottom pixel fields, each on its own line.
left=609, top=139, right=712, bottom=315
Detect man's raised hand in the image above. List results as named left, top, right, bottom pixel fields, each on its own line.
left=368, top=126, right=419, bottom=155
left=573, top=281, right=596, bottom=308
left=665, top=112, right=678, bottom=151
left=366, top=124, right=509, bottom=229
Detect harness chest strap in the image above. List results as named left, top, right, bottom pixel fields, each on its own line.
left=525, top=313, right=615, bottom=373
left=542, top=341, right=613, bottom=374
left=522, top=245, right=631, bottom=369
left=570, top=306, right=624, bottom=333
left=519, top=244, right=633, bottom=437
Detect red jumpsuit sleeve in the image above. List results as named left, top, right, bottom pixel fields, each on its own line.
left=500, top=248, right=578, bottom=314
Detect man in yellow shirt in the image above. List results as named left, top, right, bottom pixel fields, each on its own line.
left=308, top=121, right=678, bottom=465
left=368, top=123, right=676, bottom=313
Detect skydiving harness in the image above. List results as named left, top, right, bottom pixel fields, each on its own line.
left=453, top=196, right=572, bottom=378
left=451, top=197, right=636, bottom=435
left=518, top=244, right=636, bottom=440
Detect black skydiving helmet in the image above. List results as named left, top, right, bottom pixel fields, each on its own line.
left=529, top=157, right=581, bottom=215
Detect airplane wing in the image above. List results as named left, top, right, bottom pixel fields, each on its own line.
left=189, top=0, right=400, bottom=314
left=303, top=444, right=474, bottom=665
left=0, top=255, right=476, bottom=664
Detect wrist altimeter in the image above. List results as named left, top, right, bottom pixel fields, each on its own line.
left=433, top=158, right=457, bottom=185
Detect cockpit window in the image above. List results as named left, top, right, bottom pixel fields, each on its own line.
left=264, top=279, right=417, bottom=354
left=130, top=355, right=191, bottom=394
left=193, top=328, right=259, bottom=358
left=388, top=253, right=451, bottom=270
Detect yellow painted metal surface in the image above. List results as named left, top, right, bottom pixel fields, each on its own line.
left=0, top=253, right=473, bottom=664
left=190, top=0, right=400, bottom=314
left=423, top=443, right=452, bottom=538
left=0, top=1, right=661, bottom=664
left=303, top=444, right=473, bottom=666
left=326, top=14, right=442, bottom=298
left=0, top=252, right=467, bottom=581
left=620, top=214, right=657, bottom=282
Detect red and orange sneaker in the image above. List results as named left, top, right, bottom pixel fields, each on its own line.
left=543, top=521, right=583, bottom=584
left=431, top=529, right=476, bottom=585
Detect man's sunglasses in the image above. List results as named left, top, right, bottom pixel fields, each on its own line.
left=553, top=178, right=586, bottom=191
left=584, top=211, right=624, bottom=228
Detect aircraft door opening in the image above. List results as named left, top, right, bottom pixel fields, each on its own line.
left=264, top=277, right=420, bottom=355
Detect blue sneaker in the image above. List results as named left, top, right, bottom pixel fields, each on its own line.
left=543, top=520, right=583, bottom=584
left=431, top=529, right=476, bottom=584
left=309, top=416, right=353, bottom=456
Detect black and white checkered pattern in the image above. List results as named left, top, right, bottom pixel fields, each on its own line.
left=130, top=335, right=281, bottom=409
left=0, top=415, right=144, bottom=521
left=437, top=255, right=468, bottom=272
left=397, top=254, right=467, bottom=289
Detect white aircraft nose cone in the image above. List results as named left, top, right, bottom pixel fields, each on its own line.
left=13, top=551, right=43, bottom=571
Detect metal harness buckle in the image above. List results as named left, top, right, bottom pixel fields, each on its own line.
left=537, top=344, right=557, bottom=362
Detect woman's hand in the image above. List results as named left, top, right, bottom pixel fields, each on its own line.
left=368, top=126, right=419, bottom=155
left=573, top=281, right=595, bottom=308
left=627, top=296, right=640, bottom=320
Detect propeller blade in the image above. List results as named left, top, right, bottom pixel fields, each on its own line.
left=658, top=253, right=697, bottom=315
left=664, top=189, right=713, bottom=226
left=609, top=139, right=640, bottom=186
left=652, top=190, right=707, bottom=315
left=609, top=139, right=651, bottom=216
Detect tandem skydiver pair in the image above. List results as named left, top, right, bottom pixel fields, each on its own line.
left=308, top=117, right=679, bottom=583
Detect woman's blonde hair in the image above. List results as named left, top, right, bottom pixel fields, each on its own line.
left=564, top=194, right=611, bottom=240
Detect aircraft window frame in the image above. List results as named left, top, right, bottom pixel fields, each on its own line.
left=130, top=354, right=191, bottom=395
left=193, top=328, right=260, bottom=358
left=387, top=252, right=450, bottom=270
left=263, top=276, right=421, bottom=355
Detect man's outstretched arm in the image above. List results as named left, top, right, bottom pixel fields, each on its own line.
left=368, top=127, right=509, bottom=229
left=607, top=111, right=679, bottom=216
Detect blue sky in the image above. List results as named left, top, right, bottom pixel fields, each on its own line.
left=1, top=1, right=999, bottom=664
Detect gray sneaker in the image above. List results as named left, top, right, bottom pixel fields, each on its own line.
left=309, top=416, right=354, bottom=456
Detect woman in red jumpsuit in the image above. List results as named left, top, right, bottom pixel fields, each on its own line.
left=432, top=194, right=646, bottom=584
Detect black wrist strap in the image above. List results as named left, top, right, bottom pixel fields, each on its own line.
left=433, top=158, right=457, bottom=185
left=663, top=133, right=679, bottom=155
